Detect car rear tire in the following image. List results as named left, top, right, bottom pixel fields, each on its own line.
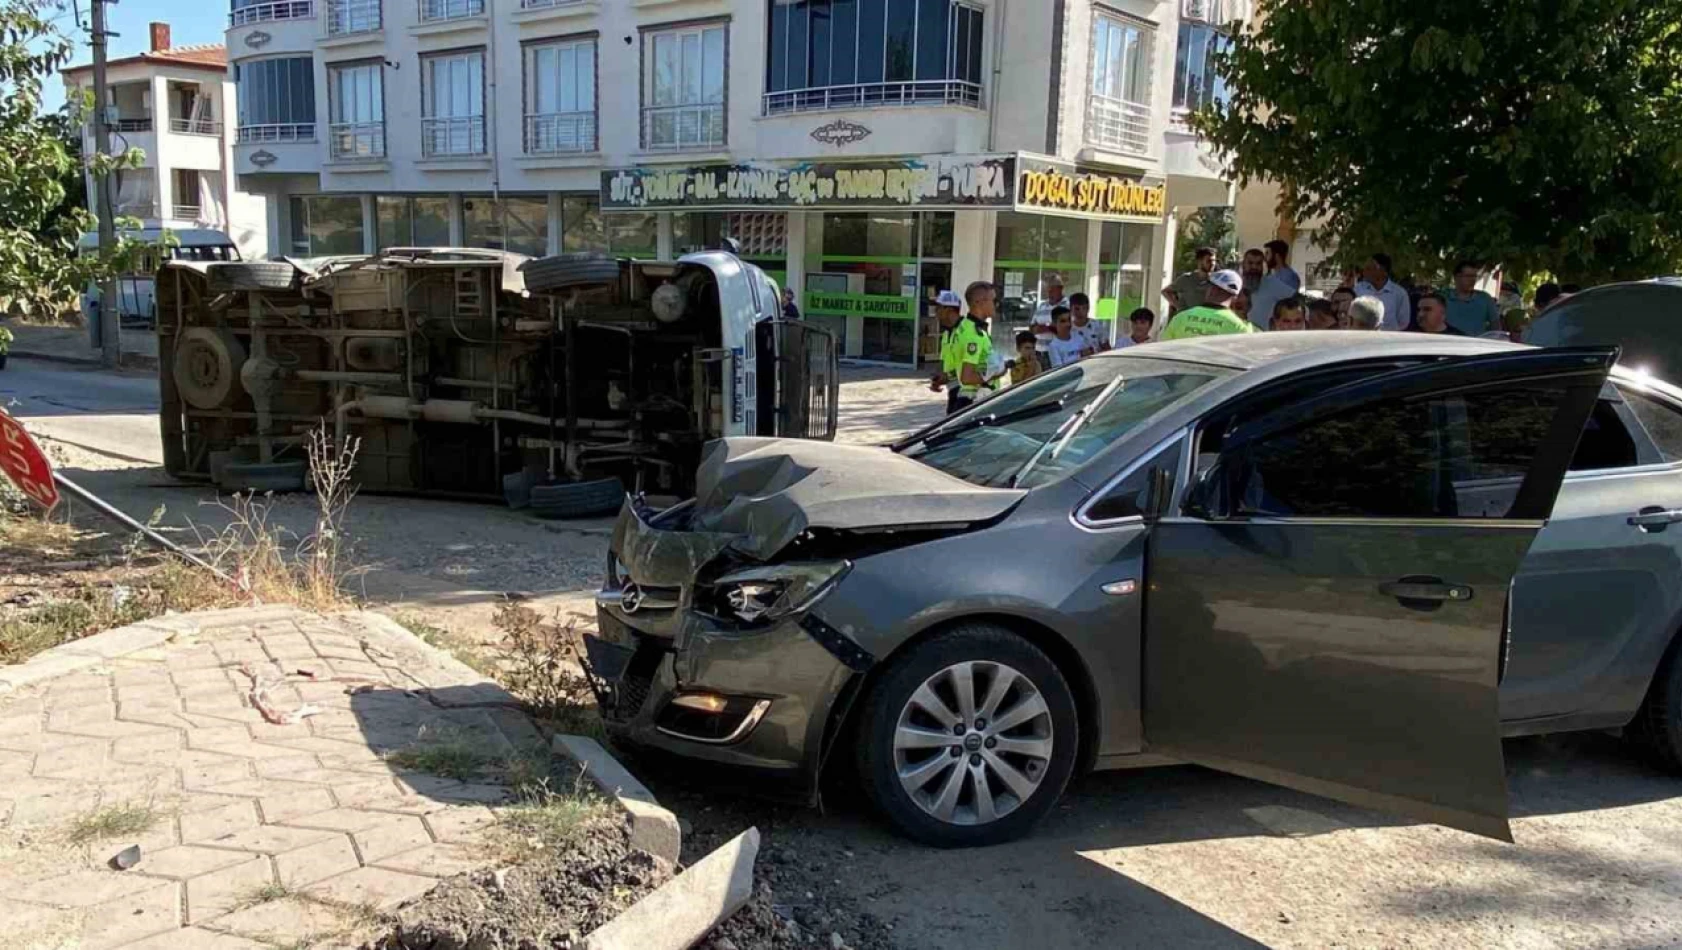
left=855, top=623, right=1079, bottom=847
left=522, top=253, right=620, bottom=293
left=205, top=262, right=298, bottom=294
left=1630, top=636, right=1682, bottom=772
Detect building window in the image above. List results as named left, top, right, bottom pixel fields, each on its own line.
left=1173, top=2, right=1230, bottom=115
left=809, top=211, right=953, bottom=365
left=993, top=211, right=1088, bottom=328
left=235, top=56, right=316, bottom=142
left=1097, top=221, right=1150, bottom=343
left=422, top=49, right=487, bottom=156
left=464, top=196, right=549, bottom=256
left=325, top=0, right=381, bottom=35
left=525, top=37, right=596, bottom=154
left=1087, top=14, right=1152, bottom=155
left=172, top=170, right=204, bottom=221
left=642, top=22, right=727, bottom=150
left=376, top=196, right=450, bottom=250
left=419, top=0, right=483, bottom=22
left=230, top=0, right=316, bottom=28
left=765, top=0, right=983, bottom=114
left=290, top=195, right=365, bottom=256
left=328, top=61, right=385, bottom=160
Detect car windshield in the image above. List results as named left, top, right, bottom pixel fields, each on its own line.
left=900, top=356, right=1233, bottom=488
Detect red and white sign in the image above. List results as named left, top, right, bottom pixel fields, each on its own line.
left=0, top=407, right=59, bottom=511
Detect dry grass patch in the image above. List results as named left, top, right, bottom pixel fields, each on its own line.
left=62, top=801, right=160, bottom=847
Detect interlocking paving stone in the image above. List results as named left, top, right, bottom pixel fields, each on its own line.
left=0, top=609, right=555, bottom=948
left=305, top=865, right=438, bottom=910
left=127, top=845, right=258, bottom=880
left=352, top=814, right=434, bottom=863
left=183, top=855, right=275, bottom=924
left=273, top=834, right=361, bottom=887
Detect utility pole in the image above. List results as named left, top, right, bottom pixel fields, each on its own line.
left=90, top=0, right=121, bottom=369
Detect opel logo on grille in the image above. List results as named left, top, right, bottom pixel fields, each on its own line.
left=620, top=584, right=644, bottom=614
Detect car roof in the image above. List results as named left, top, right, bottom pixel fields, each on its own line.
left=1103, top=330, right=1521, bottom=371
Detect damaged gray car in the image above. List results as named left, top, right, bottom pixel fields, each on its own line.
left=587, top=333, right=1682, bottom=846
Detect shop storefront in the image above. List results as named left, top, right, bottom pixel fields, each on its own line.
left=598, top=152, right=1166, bottom=368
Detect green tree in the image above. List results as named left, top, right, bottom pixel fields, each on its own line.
left=0, top=2, right=147, bottom=314
left=1174, top=206, right=1238, bottom=275
left=1195, top=0, right=1682, bottom=284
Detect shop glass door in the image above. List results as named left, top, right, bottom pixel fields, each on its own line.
left=809, top=212, right=953, bottom=367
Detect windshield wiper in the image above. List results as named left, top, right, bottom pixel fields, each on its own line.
left=914, top=398, right=1069, bottom=451
left=1009, top=373, right=1129, bottom=488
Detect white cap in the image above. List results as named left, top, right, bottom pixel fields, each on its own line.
left=936, top=290, right=964, bottom=308
left=1209, top=269, right=1243, bottom=295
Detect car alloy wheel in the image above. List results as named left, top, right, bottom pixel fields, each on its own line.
left=892, top=660, right=1055, bottom=826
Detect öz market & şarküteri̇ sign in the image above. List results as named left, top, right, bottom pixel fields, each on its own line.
left=803, top=291, right=919, bottom=321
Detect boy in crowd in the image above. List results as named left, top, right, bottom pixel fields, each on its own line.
left=1048, top=307, right=1086, bottom=368
left=1117, top=307, right=1155, bottom=348
left=1270, top=296, right=1308, bottom=330
left=1007, top=331, right=1042, bottom=385
left=1068, top=292, right=1109, bottom=356
left=1307, top=298, right=1339, bottom=330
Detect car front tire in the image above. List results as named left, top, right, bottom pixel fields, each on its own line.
left=856, top=623, right=1079, bottom=847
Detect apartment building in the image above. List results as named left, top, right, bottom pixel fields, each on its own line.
left=226, top=0, right=1239, bottom=365
left=62, top=24, right=270, bottom=261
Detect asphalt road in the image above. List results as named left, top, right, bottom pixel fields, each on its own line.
left=8, top=357, right=1682, bottom=948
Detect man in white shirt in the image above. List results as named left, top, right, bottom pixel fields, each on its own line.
left=1353, top=252, right=1411, bottom=330
left=1046, top=306, right=1086, bottom=368
left=1031, top=274, right=1068, bottom=370
left=1248, top=239, right=1302, bottom=330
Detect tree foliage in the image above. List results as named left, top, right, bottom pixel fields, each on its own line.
left=1195, top=0, right=1682, bottom=283
left=1173, top=206, right=1238, bottom=275
left=0, top=2, right=147, bottom=313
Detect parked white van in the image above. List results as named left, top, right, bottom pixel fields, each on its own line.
left=78, top=229, right=241, bottom=326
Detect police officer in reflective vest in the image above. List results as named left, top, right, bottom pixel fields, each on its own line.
left=932, top=289, right=989, bottom=414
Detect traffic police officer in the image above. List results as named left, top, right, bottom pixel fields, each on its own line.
left=931, top=290, right=987, bottom=414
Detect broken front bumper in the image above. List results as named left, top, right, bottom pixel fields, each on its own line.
left=582, top=599, right=862, bottom=798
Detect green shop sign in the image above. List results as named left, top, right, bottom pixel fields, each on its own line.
left=804, top=291, right=919, bottom=321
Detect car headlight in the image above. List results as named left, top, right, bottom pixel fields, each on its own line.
left=710, top=561, right=851, bottom=624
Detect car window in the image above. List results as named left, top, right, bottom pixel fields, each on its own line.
left=1223, top=381, right=1573, bottom=520
left=902, top=357, right=1230, bottom=489
left=1084, top=437, right=1185, bottom=523
left=1619, top=386, right=1682, bottom=463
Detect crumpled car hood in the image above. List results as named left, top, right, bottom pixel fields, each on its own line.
left=688, top=437, right=1026, bottom=561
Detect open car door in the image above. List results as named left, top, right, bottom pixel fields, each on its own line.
left=1144, top=347, right=1618, bottom=840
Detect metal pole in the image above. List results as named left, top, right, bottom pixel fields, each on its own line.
left=52, top=472, right=238, bottom=587
left=90, top=0, right=121, bottom=369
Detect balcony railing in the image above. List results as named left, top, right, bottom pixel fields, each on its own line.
left=329, top=121, right=387, bottom=159
left=1085, top=94, right=1151, bottom=156
left=421, top=115, right=486, bottom=156
left=642, top=103, right=724, bottom=151
left=116, top=202, right=157, bottom=218
left=418, top=0, right=483, bottom=20
left=524, top=112, right=595, bottom=154
left=230, top=0, right=314, bottom=26
left=520, top=0, right=583, bottom=8
left=112, top=117, right=153, bottom=133
left=762, top=80, right=983, bottom=116
left=237, top=123, right=317, bottom=143
left=170, top=117, right=223, bottom=136
left=172, top=204, right=204, bottom=221
left=326, top=0, right=381, bottom=34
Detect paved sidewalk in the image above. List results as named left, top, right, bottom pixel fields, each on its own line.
left=5, top=324, right=159, bottom=369
left=0, top=607, right=544, bottom=949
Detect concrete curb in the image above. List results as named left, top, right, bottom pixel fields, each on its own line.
left=339, top=611, right=522, bottom=708
left=0, top=605, right=312, bottom=694
left=9, top=349, right=159, bottom=371
left=554, top=734, right=683, bottom=866
left=582, top=827, right=760, bottom=950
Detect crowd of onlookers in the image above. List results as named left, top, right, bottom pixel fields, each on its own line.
left=929, top=242, right=1578, bottom=412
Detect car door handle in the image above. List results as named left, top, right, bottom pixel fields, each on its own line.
left=1379, top=578, right=1474, bottom=603
left=1628, top=507, right=1682, bottom=531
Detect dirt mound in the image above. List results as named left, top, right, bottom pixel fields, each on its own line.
left=382, top=817, right=670, bottom=950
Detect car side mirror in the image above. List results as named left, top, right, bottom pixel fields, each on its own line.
left=1183, top=462, right=1226, bottom=522
left=1143, top=465, right=1174, bottom=522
